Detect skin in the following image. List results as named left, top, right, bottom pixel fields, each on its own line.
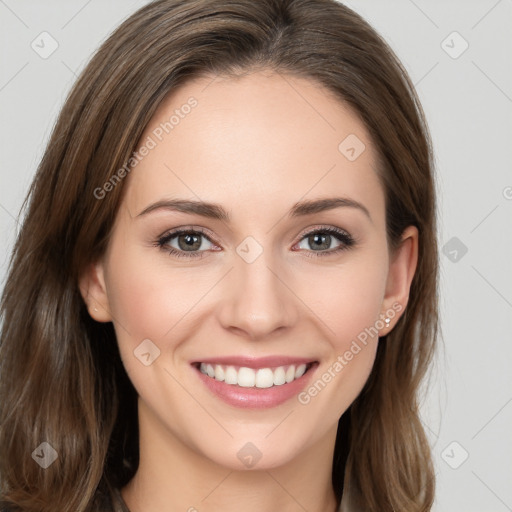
left=80, top=69, right=418, bottom=512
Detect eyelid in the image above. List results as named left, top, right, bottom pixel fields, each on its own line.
left=157, top=225, right=218, bottom=244
left=294, top=223, right=349, bottom=239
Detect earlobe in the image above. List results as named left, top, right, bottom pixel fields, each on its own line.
left=379, top=225, right=419, bottom=335
left=78, top=261, right=112, bottom=322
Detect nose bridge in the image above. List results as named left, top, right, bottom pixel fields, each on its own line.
left=218, top=241, right=298, bottom=339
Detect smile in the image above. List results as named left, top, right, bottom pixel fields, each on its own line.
left=197, top=362, right=314, bottom=388
left=191, top=357, right=319, bottom=409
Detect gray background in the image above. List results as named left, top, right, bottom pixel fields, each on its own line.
left=1, top=0, right=511, bottom=510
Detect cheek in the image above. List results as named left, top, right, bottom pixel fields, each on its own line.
left=294, top=250, right=386, bottom=407
left=103, top=249, right=205, bottom=400
left=103, top=246, right=225, bottom=387
left=105, top=247, right=208, bottom=340
left=298, top=252, right=388, bottom=346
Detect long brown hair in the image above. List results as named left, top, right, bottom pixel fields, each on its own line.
left=0, top=1, right=439, bottom=510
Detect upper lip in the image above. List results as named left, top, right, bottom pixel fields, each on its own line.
left=191, top=355, right=317, bottom=369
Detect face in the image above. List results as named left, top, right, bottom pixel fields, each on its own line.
left=82, top=69, right=417, bottom=471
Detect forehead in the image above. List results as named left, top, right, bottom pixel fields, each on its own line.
left=123, top=70, right=384, bottom=225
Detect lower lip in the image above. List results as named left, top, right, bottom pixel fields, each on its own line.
left=193, top=363, right=318, bottom=409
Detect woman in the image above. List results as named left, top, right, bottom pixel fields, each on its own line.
left=0, top=0, right=439, bottom=511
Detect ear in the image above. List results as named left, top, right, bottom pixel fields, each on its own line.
left=78, top=261, right=112, bottom=322
left=379, top=225, right=418, bottom=335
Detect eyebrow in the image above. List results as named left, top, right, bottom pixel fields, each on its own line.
left=136, top=197, right=372, bottom=223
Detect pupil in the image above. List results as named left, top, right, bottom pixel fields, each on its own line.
left=311, top=233, right=329, bottom=250
left=179, top=233, right=200, bottom=250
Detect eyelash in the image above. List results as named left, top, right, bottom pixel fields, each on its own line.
left=154, top=225, right=356, bottom=260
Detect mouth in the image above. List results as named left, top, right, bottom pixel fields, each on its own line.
left=192, top=361, right=316, bottom=388
left=190, top=357, right=319, bottom=409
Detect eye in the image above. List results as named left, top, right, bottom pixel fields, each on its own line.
left=294, top=226, right=356, bottom=257
left=155, top=225, right=356, bottom=260
left=155, top=227, right=219, bottom=259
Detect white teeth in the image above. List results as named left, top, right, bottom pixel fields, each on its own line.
left=285, top=365, right=296, bottom=383
left=214, top=365, right=225, bottom=382
left=198, top=362, right=311, bottom=388
left=273, top=367, right=286, bottom=386
left=225, top=366, right=238, bottom=385
left=295, top=364, right=306, bottom=378
left=255, top=368, right=274, bottom=388
left=238, top=367, right=255, bottom=387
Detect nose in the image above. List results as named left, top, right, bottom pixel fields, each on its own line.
left=217, top=248, right=299, bottom=341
